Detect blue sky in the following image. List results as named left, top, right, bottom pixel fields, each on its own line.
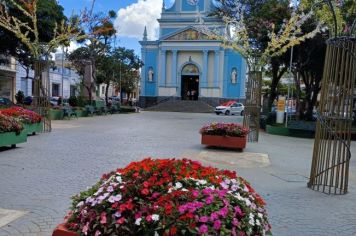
left=58, top=0, right=174, bottom=56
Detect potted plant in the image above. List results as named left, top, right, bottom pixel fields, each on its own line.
left=200, top=123, right=249, bottom=149
left=53, top=158, right=271, bottom=236
left=1, top=107, right=43, bottom=135
left=0, top=113, right=27, bottom=148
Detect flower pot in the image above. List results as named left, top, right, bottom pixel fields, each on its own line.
left=23, top=122, right=43, bottom=135
left=52, top=223, right=78, bottom=236
left=201, top=134, right=247, bottom=149
left=0, top=131, right=27, bottom=148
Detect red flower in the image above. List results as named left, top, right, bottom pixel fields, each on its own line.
left=141, top=188, right=150, bottom=195
left=169, top=226, right=177, bottom=235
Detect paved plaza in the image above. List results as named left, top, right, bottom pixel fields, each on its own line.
left=0, top=112, right=355, bottom=236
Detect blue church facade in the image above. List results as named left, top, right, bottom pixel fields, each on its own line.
left=139, top=0, right=246, bottom=107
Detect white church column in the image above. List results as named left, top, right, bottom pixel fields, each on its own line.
left=171, top=50, right=177, bottom=87
left=202, top=50, right=208, bottom=88
left=160, top=50, right=166, bottom=86
left=214, top=50, right=220, bottom=87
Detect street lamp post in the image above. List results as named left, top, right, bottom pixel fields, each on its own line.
left=285, top=46, right=294, bottom=127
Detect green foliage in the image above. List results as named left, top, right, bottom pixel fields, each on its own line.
left=68, top=96, right=78, bottom=107
left=15, top=90, right=25, bottom=104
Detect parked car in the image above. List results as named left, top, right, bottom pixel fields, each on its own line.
left=50, top=97, right=59, bottom=106
left=24, top=96, right=33, bottom=105
left=215, top=101, right=245, bottom=116
left=109, top=96, right=121, bottom=104
left=0, top=97, right=15, bottom=107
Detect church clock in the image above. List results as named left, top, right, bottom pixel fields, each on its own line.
left=186, top=0, right=199, bottom=6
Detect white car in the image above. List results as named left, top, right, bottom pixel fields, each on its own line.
left=215, top=101, right=245, bottom=116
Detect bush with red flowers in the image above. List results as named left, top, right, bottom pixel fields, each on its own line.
left=0, top=113, right=23, bottom=134
left=200, top=122, right=249, bottom=137
left=64, top=158, right=271, bottom=235
left=0, top=107, right=42, bottom=124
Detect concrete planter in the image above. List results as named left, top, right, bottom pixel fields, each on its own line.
left=266, top=125, right=289, bottom=136
left=0, top=131, right=27, bottom=148
left=52, top=224, right=78, bottom=236
left=201, top=134, right=247, bottom=149
left=74, top=109, right=87, bottom=117
left=23, top=122, right=43, bottom=135
left=50, top=109, right=63, bottom=120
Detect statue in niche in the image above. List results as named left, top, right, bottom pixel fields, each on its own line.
left=148, top=68, right=154, bottom=82
left=231, top=68, right=237, bottom=84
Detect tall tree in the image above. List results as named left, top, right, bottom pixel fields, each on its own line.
left=68, top=7, right=116, bottom=102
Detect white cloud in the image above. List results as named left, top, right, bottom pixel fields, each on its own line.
left=115, top=0, right=163, bottom=40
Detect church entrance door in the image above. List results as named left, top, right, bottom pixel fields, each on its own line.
left=181, top=75, right=199, bottom=100
left=181, top=63, right=200, bottom=100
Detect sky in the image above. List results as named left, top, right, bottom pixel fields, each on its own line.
left=57, top=0, right=176, bottom=56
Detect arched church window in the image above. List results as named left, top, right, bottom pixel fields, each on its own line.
left=182, top=64, right=199, bottom=74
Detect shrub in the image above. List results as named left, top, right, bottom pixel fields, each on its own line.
left=65, top=158, right=271, bottom=235
left=68, top=96, right=78, bottom=107
left=15, top=90, right=25, bottom=104
left=200, top=123, right=249, bottom=138
left=0, top=113, right=23, bottom=134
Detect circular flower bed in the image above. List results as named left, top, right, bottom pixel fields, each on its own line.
left=0, top=113, right=23, bottom=134
left=200, top=123, right=249, bottom=137
left=65, top=158, right=271, bottom=235
left=0, top=107, right=42, bottom=124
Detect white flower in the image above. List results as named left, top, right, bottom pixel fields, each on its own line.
left=152, top=214, right=160, bottom=221
left=249, top=218, right=255, bottom=226
left=181, top=188, right=189, bottom=192
left=116, top=176, right=122, bottom=183
left=154, top=232, right=159, bottom=236
left=76, top=201, right=84, bottom=208
left=256, top=219, right=261, bottom=226
left=175, top=182, right=182, bottom=189
left=108, top=194, right=122, bottom=203
left=245, top=198, right=252, bottom=206
left=198, top=179, right=207, bottom=185
left=135, top=217, right=142, bottom=225
left=258, top=213, right=263, bottom=219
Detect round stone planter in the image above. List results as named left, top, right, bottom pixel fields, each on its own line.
left=52, top=224, right=78, bottom=236
left=201, top=134, right=247, bottom=149
left=0, top=131, right=27, bottom=148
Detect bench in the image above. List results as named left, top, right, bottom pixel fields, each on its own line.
left=63, top=107, right=78, bottom=119
left=109, top=104, right=120, bottom=114
left=85, top=105, right=95, bottom=116
left=92, top=100, right=109, bottom=115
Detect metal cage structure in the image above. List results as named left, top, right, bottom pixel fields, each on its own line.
left=33, top=60, right=52, bottom=132
left=243, top=71, right=262, bottom=142
left=308, top=37, right=355, bottom=194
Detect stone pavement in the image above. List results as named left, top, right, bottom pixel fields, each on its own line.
left=0, top=112, right=355, bottom=236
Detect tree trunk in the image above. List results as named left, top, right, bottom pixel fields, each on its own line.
left=105, top=81, right=110, bottom=106
left=267, top=58, right=288, bottom=112
left=293, top=71, right=301, bottom=120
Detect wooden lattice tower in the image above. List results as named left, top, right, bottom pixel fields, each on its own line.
left=33, top=60, right=51, bottom=132
left=308, top=37, right=355, bottom=194
left=243, top=71, right=262, bottom=142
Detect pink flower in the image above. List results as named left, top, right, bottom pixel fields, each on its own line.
left=232, top=218, right=240, bottom=226
left=192, top=190, right=199, bottom=197
left=95, top=230, right=101, bottom=236
left=218, top=207, right=229, bottom=218
left=210, top=212, right=219, bottom=221
left=82, top=222, right=89, bottom=235
left=100, top=212, right=107, bottom=224
left=199, top=216, right=209, bottom=223
left=146, top=215, right=152, bottom=222
left=213, top=220, right=221, bottom=230
left=199, top=224, right=208, bottom=234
